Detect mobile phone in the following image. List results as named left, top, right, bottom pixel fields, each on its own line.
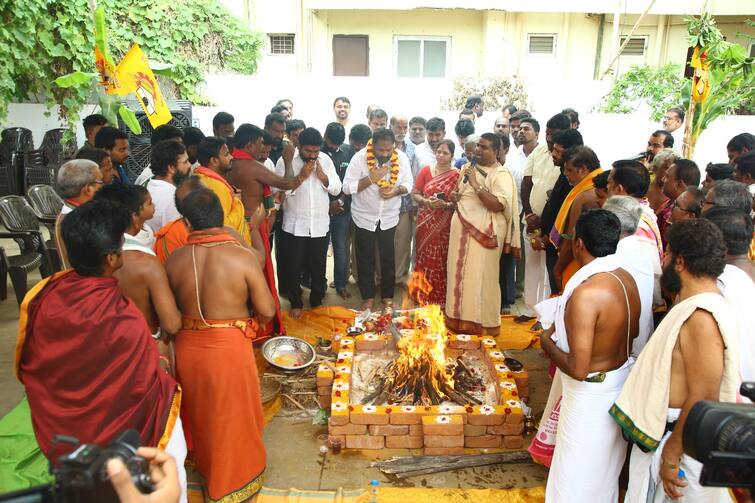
left=434, top=193, right=447, bottom=201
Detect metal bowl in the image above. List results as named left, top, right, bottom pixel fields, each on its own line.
left=262, top=336, right=316, bottom=372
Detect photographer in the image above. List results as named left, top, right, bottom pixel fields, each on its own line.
left=107, top=448, right=179, bottom=503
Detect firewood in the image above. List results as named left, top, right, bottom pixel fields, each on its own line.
left=371, top=451, right=531, bottom=479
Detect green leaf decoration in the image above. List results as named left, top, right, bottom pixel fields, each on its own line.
left=97, top=92, right=121, bottom=126
left=118, top=104, right=142, bottom=135
left=53, top=72, right=96, bottom=88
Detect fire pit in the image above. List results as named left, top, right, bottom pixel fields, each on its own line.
left=318, top=306, right=530, bottom=454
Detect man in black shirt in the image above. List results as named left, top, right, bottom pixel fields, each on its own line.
left=537, top=129, right=584, bottom=294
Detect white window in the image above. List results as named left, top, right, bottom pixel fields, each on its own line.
left=394, top=36, right=450, bottom=78
left=620, top=36, right=648, bottom=57
left=269, top=34, right=295, bottom=55
left=527, top=34, right=557, bottom=55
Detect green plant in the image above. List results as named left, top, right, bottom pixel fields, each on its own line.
left=0, top=0, right=262, bottom=129
left=680, top=13, right=755, bottom=157
left=599, top=64, right=685, bottom=121
left=442, top=76, right=529, bottom=112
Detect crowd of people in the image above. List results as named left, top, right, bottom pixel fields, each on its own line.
left=11, top=94, right=755, bottom=502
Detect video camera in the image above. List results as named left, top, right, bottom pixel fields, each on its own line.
left=683, top=382, right=755, bottom=491
left=0, top=430, right=153, bottom=503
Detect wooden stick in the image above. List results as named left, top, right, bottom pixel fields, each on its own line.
left=600, top=0, right=658, bottom=79
left=372, top=451, right=531, bottom=478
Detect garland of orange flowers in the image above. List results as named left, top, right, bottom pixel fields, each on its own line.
left=365, top=138, right=400, bottom=188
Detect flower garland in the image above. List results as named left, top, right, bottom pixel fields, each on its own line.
left=365, top=138, right=399, bottom=187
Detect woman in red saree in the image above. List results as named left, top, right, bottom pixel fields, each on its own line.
left=412, top=140, right=459, bottom=306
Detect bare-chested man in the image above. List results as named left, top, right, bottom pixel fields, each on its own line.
left=94, top=184, right=182, bottom=371
left=612, top=218, right=739, bottom=502
left=166, top=187, right=274, bottom=503
left=228, top=123, right=304, bottom=334
left=539, top=209, right=640, bottom=502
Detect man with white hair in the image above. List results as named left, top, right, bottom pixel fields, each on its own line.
left=54, top=159, right=105, bottom=268
left=602, top=195, right=659, bottom=355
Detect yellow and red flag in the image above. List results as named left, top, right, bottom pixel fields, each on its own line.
left=114, top=44, right=172, bottom=128
left=690, top=47, right=711, bottom=103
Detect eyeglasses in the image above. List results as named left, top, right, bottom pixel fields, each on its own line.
left=89, top=180, right=105, bottom=186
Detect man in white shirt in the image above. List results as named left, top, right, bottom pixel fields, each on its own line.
left=409, top=117, right=426, bottom=146
left=258, top=131, right=276, bottom=172
left=275, top=128, right=341, bottom=318
left=705, top=207, right=755, bottom=394
left=733, top=150, right=755, bottom=199
left=144, top=140, right=191, bottom=233
left=343, top=128, right=413, bottom=312
left=662, top=106, right=685, bottom=155
left=334, top=96, right=351, bottom=130
left=519, top=116, right=563, bottom=317
left=603, top=195, right=660, bottom=356
left=390, top=114, right=416, bottom=286
left=134, top=125, right=184, bottom=186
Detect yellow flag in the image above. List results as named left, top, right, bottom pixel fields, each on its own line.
left=115, top=44, right=172, bottom=127
left=690, top=47, right=711, bottom=104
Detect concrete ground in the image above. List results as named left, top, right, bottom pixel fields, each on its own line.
left=0, top=235, right=551, bottom=491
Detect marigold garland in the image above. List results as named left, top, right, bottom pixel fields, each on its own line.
left=366, top=138, right=400, bottom=187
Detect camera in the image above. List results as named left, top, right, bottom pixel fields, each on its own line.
left=0, top=430, right=153, bottom=503
left=683, top=382, right=755, bottom=491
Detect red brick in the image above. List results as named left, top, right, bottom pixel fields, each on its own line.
left=409, top=424, right=424, bottom=436
left=350, top=412, right=390, bottom=425
left=329, top=414, right=349, bottom=426
left=424, top=446, right=465, bottom=456
left=316, top=376, right=333, bottom=388
left=487, top=423, right=523, bottom=436
left=514, top=376, right=529, bottom=388
left=423, top=435, right=464, bottom=448
left=465, top=435, right=502, bottom=448
left=386, top=435, right=423, bottom=449
left=369, top=424, right=409, bottom=436
left=346, top=434, right=385, bottom=449
left=505, top=412, right=524, bottom=424
left=355, top=339, right=387, bottom=351
left=390, top=412, right=423, bottom=425
left=467, top=413, right=505, bottom=426
left=328, top=435, right=345, bottom=447
left=448, top=339, right=480, bottom=350
left=445, top=348, right=463, bottom=359
left=329, top=423, right=367, bottom=435
left=421, top=415, right=464, bottom=436
left=503, top=435, right=525, bottom=449
left=464, top=424, right=488, bottom=437
left=317, top=385, right=332, bottom=395
left=317, top=395, right=331, bottom=408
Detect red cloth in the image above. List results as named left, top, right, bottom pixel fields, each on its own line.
left=257, top=218, right=284, bottom=337
left=154, top=218, right=189, bottom=264
left=16, top=271, right=179, bottom=457
left=413, top=167, right=460, bottom=306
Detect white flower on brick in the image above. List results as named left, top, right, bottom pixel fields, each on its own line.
left=499, top=381, right=516, bottom=390
left=363, top=333, right=379, bottom=341
left=333, top=382, right=350, bottom=391
left=507, top=400, right=520, bottom=408
left=438, top=404, right=459, bottom=414
left=479, top=405, right=495, bottom=415
left=318, top=364, right=331, bottom=373
left=434, top=415, right=451, bottom=424
left=494, top=364, right=510, bottom=373
left=362, top=405, right=377, bottom=413
left=337, top=351, right=353, bottom=360
left=455, top=334, right=471, bottom=342
left=339, top=338, right=353, bottom=346
left=337, top=366, right=351, bottom=373
left=481, top=338, right=496, bottom=347
left=401, top=405, right=416, bottom=413
left=331, top=402, right=346, bottom=412
left=489, top=350, right=504, bottom=359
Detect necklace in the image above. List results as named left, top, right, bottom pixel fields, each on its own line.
left=366, top=139, right=399, bottom=188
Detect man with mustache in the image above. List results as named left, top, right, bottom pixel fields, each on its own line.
left=612, top=218, right=740, bottom=503
left=144, top=140, right=192, bottom=234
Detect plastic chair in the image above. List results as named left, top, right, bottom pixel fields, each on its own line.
left=0, top=128, right=34, bottom=196
left=0, top=244, right=43, bottom=305
left=0, top=195, right=58, bottom=275
left=41, top=128, right=77, bottom=168
left=27, top=184, right=64, bottom=235
left=24, top=149, right=55, bottom=190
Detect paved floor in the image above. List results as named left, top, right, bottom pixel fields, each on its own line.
left=0, top=235, right=550, bottom=491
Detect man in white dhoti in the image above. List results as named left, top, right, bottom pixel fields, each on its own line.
left=603, top=195, right=660, bottom=356
left=611, top=218, right=740, bottom=503
left=539, top=209, right=641, bottom=502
